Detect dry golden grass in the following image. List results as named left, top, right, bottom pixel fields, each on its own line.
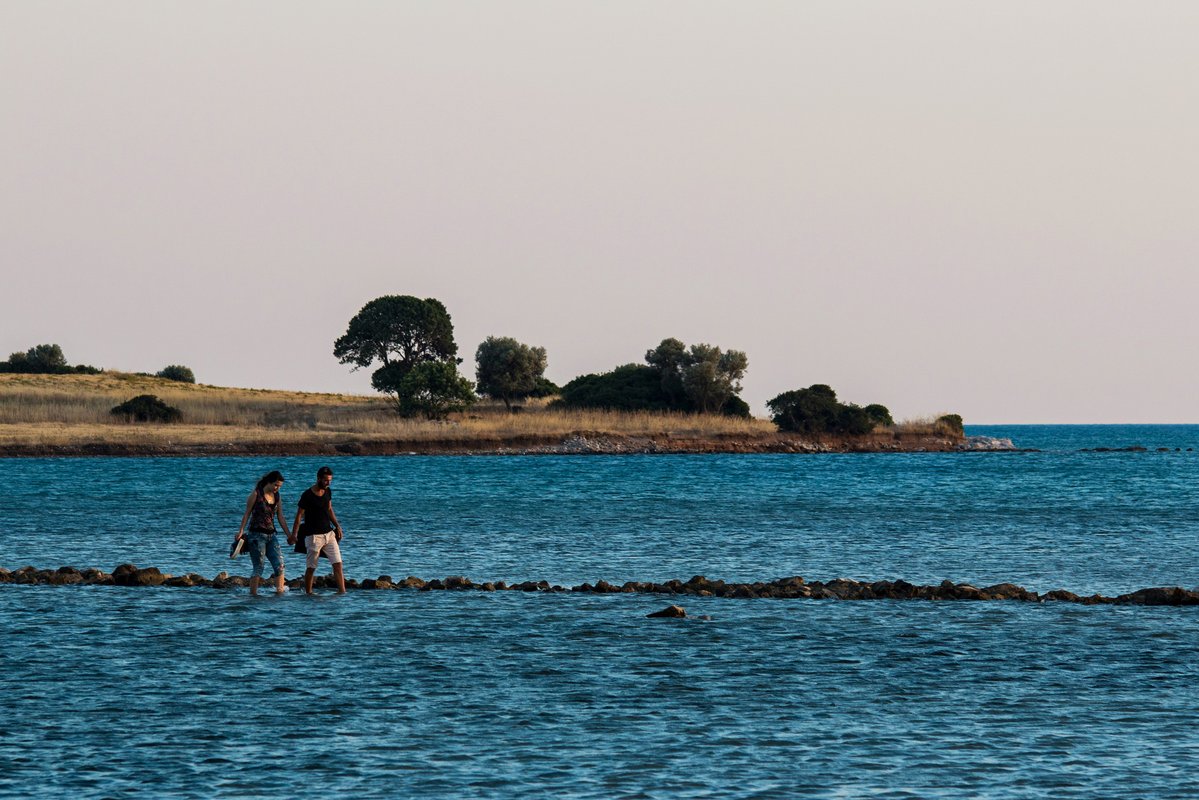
left=0, top=373, right=774, bottom=447
left=890, top=415, right=963, bottom=436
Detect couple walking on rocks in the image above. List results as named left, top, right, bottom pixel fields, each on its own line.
left=232, top=466, right=345, bottom=596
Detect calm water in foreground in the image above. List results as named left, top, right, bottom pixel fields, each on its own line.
left=3, top=425, right=1199, bottom=798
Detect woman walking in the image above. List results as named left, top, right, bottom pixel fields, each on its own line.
left=233, top=470, right=291, bottom=596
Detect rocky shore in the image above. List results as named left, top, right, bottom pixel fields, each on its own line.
left=0, top=433, right=1015, bottom=457
left=2, top=564, right=1195, bottom=606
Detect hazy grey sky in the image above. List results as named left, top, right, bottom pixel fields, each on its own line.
left=3, top=1, right=1196, bottom=423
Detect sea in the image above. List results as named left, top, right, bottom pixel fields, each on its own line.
left=3, top=424, right=1198, bottom=799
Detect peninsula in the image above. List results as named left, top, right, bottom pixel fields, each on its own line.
left=0, top=373, right=1007, bottom=457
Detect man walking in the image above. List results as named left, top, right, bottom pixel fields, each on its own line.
left=290, top=466, right=346, bottom=594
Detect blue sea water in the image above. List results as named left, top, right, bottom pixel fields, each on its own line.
left=3, top=425, right=1199, bottom=798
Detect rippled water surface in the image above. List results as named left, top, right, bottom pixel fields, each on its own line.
left=4, top=425, right=1199, bottom=798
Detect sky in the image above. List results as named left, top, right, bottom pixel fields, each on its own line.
left=2, top=1, right=1196, bottom=423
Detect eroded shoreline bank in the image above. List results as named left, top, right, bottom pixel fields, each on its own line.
left=3, top=565, right=1196, bottom=606
left=0, top=432, right=1015, bottom=457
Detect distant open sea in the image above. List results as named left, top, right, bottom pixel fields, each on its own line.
left=3, top=425, right=1198, bottom=798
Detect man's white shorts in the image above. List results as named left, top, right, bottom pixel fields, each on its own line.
left=305, top=532, right=342, bottom=570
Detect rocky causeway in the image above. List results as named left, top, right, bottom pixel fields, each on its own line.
left=4, top=564, right=1196, bottom=606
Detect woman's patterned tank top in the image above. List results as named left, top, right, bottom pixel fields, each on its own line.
left=249, top=490, right=277, bottom=533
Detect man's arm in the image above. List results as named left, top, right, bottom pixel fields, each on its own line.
left=329, top=502, right=344, bottom=541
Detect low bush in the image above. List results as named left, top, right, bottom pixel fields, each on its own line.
left=528, top=377, right=560, bottom=398
left=558, top=363, right=749, bottom=416
left=864, top=404, right=894, bottom=427
left=156, top=365, right=196, bottom=383
left=767, top=384, right=892, bottom=435
left=557, top=364, right=672, bottom=412
left=936, top=414, right=964, bottom=435
left=110, top=395, right=183, bottom=423
left=722, top=395, right=752, bottom=418
left=393, top=361, right=476, bottom=419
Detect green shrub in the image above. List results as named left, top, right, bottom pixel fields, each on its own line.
left=558, top=365, right=674, bottom=412
left=768, top=385, right=889, bottom=435
left=936, top=414, right=964, bottom=435
left=528, top=377, right=560, bottom=398
left=393, top=361, right=476, bottom=419
left=863, top=404, right=894, bottom=427
left=559, top=362, right=749, bottom=416
left=110, top=395, right=183, bottom=423
left=156, top=365, right=196, bottom=383
left=721, top=395, right=752, bottom=418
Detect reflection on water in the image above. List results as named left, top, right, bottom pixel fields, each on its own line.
left=2, top=589, right=1198, bottom=798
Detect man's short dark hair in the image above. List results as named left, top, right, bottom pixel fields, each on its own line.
left=317, top=466, right=333, bottom=477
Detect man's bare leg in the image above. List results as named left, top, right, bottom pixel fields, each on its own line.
left=333, top=562, right=346, bottom=594
left=304, top=568, right=316, bottom=595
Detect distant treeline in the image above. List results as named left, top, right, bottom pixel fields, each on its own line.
left=331, top=294, right=930, bottom=434
left=0, top=344, right=100, bottom=375
left=1, top=343, right=194, bottom=384
left=8, top=299, right=965, bottom=438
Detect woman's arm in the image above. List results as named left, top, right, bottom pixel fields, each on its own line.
left=235, top=491, right=255, bottom=543
left=276, top=496, right=291, bottom=539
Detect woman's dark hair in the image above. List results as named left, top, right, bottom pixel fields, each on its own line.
left=255, top=470, right=285, bottom=492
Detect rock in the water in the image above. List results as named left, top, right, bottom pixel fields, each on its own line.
left=647, top=605, right=687, bottom=618
left=958, top=436, right=1016, bottom=451
left=112, top=565, right=166, bottom=587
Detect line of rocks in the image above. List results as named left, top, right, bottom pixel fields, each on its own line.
left=1082, top=446, right=1194, bottom=453
left=486, top=433, right=1019, bottom=456
left=2, top=565, right=1198, bottom=606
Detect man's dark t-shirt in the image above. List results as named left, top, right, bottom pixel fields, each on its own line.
left=298, top=488, right=335, bottom=536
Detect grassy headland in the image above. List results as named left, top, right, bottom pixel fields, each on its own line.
left=0, top=373, right=966, bottom=456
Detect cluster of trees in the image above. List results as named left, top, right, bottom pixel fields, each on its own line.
left=332, top=295, right=757, bottom=421
left=334, top=296, right=475, bottom=419
left=0, top=343, right=195, bottom=383
left=556, top=338, right=750, bottom=417
left=0, top=344, right=100, bottom=374
left=334, top=297, right=564, bottom=419
left=766, top=384, right=893, bottom=435
left=8, top=301, right=952, bottom=436
left=334, top=295, right=950, bottom=435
